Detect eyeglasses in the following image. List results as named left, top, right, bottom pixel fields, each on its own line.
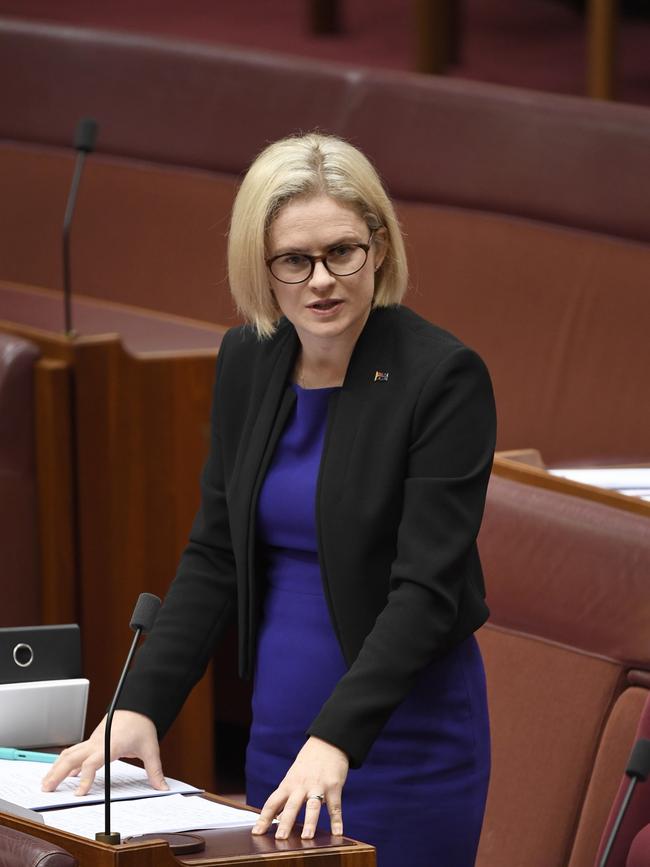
left=266, top=232, right=376, bottom=284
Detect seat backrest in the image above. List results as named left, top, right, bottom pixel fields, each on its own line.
left=476, top=625, right=625, bottom=867
left=0, top=825, right=76, bottom=867
left=0, top=333, right=41, bottom=626
left=590, top=692, right=650, bottom=867
left=476, top=475, right=650, bottom=867
left=568, top=682, right=650, bottom=867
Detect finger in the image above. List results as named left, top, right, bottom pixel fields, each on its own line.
left=301, top=795, right=323, bottom=839
left=275, top=793, right=304, bottom=840
left=74, top=754, right=106, bottom=795
left=252, top=790, right=285, bottom=835
left=327, top=798, right=344, bottom=836
left=141, top=744, right=169, bottom=791
left=41, top=748, right=90, bottom=791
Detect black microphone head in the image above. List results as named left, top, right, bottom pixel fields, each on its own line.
left=74, top=117, right=98, bottom=153
left=626, top=738, right=650, bottom=781
left=130, top=593, right=161, bottom=633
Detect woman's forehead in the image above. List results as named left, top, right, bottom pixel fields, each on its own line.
left=268, top=194, right=366, bottom=251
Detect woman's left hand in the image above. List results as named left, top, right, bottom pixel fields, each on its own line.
left=252, top=736, right=349, bottom=840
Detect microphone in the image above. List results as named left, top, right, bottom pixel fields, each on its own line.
left=95, top=592, right=161, bottom=845
left=599, top=738, right=650, bottom=867
left=62, top=117, right=98, bottom=337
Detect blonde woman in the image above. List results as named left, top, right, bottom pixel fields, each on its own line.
left=45, top=133, right=495, bottom=867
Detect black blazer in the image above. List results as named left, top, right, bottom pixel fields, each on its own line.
left=120, top=306, right=496, bottom=767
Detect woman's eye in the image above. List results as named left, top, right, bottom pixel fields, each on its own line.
left=329, top=245, right=354, bottom=259
left=280, top=254, right=309, bottom=268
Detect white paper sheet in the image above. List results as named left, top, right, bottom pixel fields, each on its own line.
left=43, top=793, right=258, bottom=839
left=0, top=758, right=201, bottom=811
left=548, top=467, right=650, bottom=491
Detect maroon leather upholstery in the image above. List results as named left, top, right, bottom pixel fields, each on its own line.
left=0, top=333, right=41, bottom=626
left=480, top=476, right=650, bottom=667
left=0, top=825, right=76, bottom=867
left=0, top=19, right=354, bottom=174
left=595, top=694, right=650, bottom=867
left=476, top=476, right=650, bottom=867
left=1, top=18, right=649, bottom=244
left=628, top=824, right=650, bottom=867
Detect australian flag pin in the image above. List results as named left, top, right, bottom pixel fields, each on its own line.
left=373, top=371, right=389, bottom=382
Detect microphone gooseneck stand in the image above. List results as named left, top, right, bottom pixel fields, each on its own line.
left=62, top=117, right=98, bottom=337
left=95, top=592, right=161, bottom=845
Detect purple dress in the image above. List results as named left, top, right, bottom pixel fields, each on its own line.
left=246, top=384, right=490, bottom=867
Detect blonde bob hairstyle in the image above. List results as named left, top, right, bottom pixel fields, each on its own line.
left=228, top=132, right=408, bottom=339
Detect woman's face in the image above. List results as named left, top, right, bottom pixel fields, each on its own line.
left=266, top=195, right=385, bottom=350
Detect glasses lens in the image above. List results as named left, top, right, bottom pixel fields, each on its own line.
left=270, top=254, right=312, bottom=283
left=325, top=244, right=368, bottom=276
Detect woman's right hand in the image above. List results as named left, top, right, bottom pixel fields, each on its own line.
left=41, top=710, right=168, bottom=795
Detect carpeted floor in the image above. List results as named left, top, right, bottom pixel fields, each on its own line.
left=1, top=0, right=649, bottom=106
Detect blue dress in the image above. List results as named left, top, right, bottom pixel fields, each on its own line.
left=246, top=384, right=490, bottom=867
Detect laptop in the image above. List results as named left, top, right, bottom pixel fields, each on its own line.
left=0, top=679, right=89, bottom=748
left=0, top=624, right=81, bottom=684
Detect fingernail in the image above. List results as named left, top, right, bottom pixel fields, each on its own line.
left=252, top=824, right=262, bottom=834
left=332, top=825, right=343, bottom=835
left=276, top=831, right=287, bottom=840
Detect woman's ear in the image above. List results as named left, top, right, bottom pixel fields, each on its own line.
left=372, top=227, right=388, bottom=271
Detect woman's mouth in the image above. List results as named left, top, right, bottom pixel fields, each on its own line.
left=307, top=299, right=343, bottom=314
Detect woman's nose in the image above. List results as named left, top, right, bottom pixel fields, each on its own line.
left=308, top=259, right=336, bottom=291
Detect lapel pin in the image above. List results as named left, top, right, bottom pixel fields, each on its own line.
left=373, top=371, right=390, bottom=382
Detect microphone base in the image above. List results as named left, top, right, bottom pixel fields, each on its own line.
left=124, top=833, right=206, bottom=855
left=95, top=832, right=121, bottom=845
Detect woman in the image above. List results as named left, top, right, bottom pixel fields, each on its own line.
left=43, top=133, right=496, bottom=866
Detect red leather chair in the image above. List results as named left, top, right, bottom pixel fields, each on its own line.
left=595, top=693, right=650, bottom=866
left=0, top=825, right=76, bottom=867
left=627, top=824, right=650, bottom=867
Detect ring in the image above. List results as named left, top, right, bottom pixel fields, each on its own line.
left=307, top=793, right=325, bottom=803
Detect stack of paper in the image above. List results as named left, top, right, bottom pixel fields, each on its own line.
left=0, top=758, right=257, bottom=840
left=43, top=794, right=258, bottom=839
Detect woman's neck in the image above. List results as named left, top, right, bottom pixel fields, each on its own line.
left=294, top=350, right=348, bottom=389
left=294, top=333, right=358, bottom=389
left=292, top=307, right=372, bottom=388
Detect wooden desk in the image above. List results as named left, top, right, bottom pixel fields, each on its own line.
left=0, top=798, right=376, bottom=866
left=1, top=281, right=225, bottom=792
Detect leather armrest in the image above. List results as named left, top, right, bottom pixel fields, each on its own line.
left=0, top=825, right=76, bottom=867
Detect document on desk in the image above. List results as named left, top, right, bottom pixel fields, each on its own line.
left=0, top=758, right=201, bottom=811
left=43, top=794, right=258, bottom=839
left=548, top=467, right=650, bottom=497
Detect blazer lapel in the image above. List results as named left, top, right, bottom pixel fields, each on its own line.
left=228, top=324, right=299, bottom=634
left=320, top=307, right=398, bottom=500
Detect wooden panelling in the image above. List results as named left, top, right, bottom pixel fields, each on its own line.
left=1, top=313, right=222, bottom=790
left=34, top=357, right=77, bottom=624
left=71, top=337, right=219, bottom=791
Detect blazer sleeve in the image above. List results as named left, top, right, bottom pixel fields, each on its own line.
left=307, top=346, right=496, bottom=767
left=117, top=332, right=239, bottom=737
